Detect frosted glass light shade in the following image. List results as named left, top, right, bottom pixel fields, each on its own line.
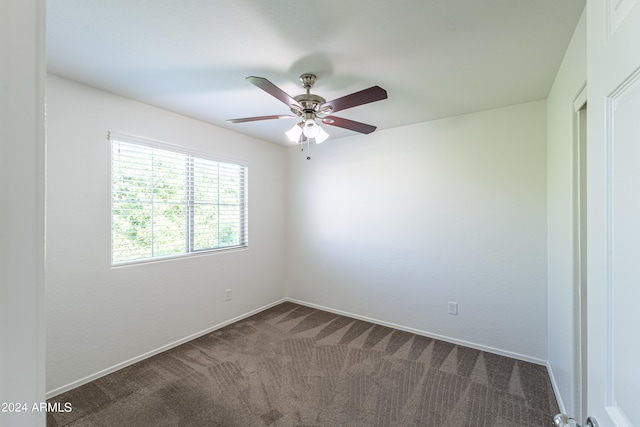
left=286, top=123, right=303, bottom=143
left=302, top=118, right=320, bottom=138
left=315, top=126, right=329, bottom=143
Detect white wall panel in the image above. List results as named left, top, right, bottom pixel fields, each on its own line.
left=286, top=100, right=548, bottom=361
left=45, top=75, right=287, bottom=395
left=0, top=0, right=46, bottom=424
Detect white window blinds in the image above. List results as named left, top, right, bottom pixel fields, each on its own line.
left=109, top=133, right=248, bottom=264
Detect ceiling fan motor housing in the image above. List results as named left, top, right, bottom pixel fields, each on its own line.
left=292, top=93, right=326, bottom=115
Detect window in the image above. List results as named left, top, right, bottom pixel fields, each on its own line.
left=108, top=133, right=247, bottom=264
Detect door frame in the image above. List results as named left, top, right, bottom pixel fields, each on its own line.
left=572, top=85, right=587, bottom=423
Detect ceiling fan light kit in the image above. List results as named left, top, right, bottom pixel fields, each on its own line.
left=227, top=73, right=387, bottom=152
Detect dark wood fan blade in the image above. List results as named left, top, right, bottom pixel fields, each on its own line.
left=321, top=86, right=387, bottom=114
left=226, top=115, right=295, bottom=124
left=322, top=116, right=377, bottom=134
left=246, top=76, right=302, bottom=110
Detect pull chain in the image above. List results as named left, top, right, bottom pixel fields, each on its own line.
left=299, top=136, right=312, bottom=160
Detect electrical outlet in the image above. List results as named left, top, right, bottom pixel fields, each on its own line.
left=448, top=301, right=458, bottom=315
left=225, top=289, right=231, bottom=301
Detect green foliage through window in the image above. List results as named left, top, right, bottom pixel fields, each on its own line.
left=110, top=137, right=247, bottom=264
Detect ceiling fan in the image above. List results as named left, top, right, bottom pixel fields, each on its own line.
left=227, top=73, right=387, bottom=144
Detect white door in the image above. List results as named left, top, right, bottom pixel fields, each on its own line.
left=587, top=0, right=640, bottom=425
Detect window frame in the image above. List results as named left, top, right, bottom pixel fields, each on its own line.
left=108, top=132, right=248, bottom=266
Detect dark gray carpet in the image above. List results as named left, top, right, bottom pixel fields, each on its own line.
left=47, top=302, right=559, bottom=426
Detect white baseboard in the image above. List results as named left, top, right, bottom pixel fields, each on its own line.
left=285, top=297, right=548, bottom=366
left=46, top=298, right=287, bottom=399
left=546, top=361, right=567, bottom=414
left=47, top=297, right=550, bottom=399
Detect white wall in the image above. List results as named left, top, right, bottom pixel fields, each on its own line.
left=0, top=0, right=46, bottom=425
left=286, top=100, right=548, bottom=361
left=546, top=9, right=586, bottom=415
left=45, top=75, right=287, bottom=395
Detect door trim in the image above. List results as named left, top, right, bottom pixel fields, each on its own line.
left=573, top=84, right=587, bottom=422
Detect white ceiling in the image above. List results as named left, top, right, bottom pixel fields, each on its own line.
left=46, top=0, right=585, bottom=146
